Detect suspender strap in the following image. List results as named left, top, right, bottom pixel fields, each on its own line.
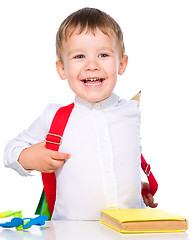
left=141, top=154, right=158, bottom=196
left=41, top=103, right=74, bottom=215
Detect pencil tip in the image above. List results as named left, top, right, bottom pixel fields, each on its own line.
left=131, top=91, right=141, bottom=104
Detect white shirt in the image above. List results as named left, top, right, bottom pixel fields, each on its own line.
left=4, top=93, right=145, bottom=220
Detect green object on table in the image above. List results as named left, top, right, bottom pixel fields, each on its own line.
left=0, top=210, right=14, bottom=218
left=35, top=189, right=51, bottom=220
left=0, top=210, right=23, bottom=219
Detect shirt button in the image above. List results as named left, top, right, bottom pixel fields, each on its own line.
left=95, top=103, right=100, bottom=109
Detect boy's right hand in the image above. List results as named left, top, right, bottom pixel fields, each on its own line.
left=18, top=141, right=70, bottom=173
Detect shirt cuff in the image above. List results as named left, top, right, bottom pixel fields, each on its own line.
left=12, top=160, right=34, bottom=177
left=5, top=146, right=33, bottom=177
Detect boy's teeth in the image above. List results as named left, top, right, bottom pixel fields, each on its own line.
left=85, top=78, right=101, bottom=81
left=83, top=78, right=103, bottom=85
left=85, top=81, right=102, bottom=86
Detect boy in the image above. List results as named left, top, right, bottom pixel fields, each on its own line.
left=4, top=8, right=157, bottom=220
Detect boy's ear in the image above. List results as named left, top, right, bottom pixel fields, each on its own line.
left=56, top=61, right=67, bottom=80
left=118, top=55, right=128, bottom=75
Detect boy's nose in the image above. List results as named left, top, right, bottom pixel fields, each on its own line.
left=85, top=58, right=100, bottom=71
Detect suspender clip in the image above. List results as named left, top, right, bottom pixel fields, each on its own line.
left=45, top=133, right=63, bottom=145
left=145, top=164, right=151, bottom=177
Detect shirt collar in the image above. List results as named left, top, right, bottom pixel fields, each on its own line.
left=74, top=93, right=120, bottom=110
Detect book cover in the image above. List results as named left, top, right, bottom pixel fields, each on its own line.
left=100, top=209, right=188, bottom=233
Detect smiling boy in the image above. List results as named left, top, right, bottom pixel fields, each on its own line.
left=56, top=28, right=127, bottom=103
left=4, top=8, right=157, bottom=220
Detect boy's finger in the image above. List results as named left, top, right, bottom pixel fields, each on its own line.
left=151, top=203, right=158, bottom=208
left=143, top=196, right=150, bottom=207
left=46, top=158, right=66, bottom=171
left=147, top=194, right=154, bottom=206
left=143, top=182, right=150, bottom=191
left=51, top=159, right=66, bottom=169
left=146, top=194, right=158, bottom=208
left=51, top=151, right=71, bottom=160
left=36, top=141, right=47, bottom=148
left=42, top=169, right=55, bottom=173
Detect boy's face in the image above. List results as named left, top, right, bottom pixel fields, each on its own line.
left=56, top=28, right=128, bottom=102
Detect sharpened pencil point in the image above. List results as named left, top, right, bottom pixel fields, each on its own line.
left=131, top=91, right=141, bottom=104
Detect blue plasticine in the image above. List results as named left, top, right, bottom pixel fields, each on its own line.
left=22, top=215, right=48, bottom=229
left=0, top=218, right=23, bottom=228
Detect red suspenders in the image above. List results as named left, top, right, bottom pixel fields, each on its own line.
left=141, top=155, right=158, bottom=197
left=42, top=103, right=74, bottom=215
left=42, top=103, right=158, bottom=216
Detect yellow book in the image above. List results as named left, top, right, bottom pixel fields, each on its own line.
left=100, top=209, right=188, bottom=233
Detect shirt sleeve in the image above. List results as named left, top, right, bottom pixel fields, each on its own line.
left=3, top=104, right=62, bottom=176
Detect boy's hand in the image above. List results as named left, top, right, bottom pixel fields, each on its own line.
left=18, top=141, right=70, bottom=173
left=142, top=182, right=158, bottom=208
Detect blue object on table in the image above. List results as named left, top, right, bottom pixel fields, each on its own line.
left=0, top=217, right=23, bottom=228
left=23, top=215, right=48, bottom=229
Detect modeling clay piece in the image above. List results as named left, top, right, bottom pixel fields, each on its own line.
left=0, top=217, right=23, bottom=228
left=13, top=211, right=23, bottom=218
left=22, top=215, right=48, bottom=229
left=0, top=210, right=15, bottom=218
left=0, top=210, right=48, bottom=230
left=0, top=210, right=23, bottom=218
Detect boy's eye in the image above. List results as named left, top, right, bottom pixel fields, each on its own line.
left=98, top=53, right=109, bottom=58
left=74, top=54, right=85, bottom=59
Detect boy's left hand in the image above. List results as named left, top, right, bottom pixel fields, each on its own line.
left=142, top=182, right=158, bottom=208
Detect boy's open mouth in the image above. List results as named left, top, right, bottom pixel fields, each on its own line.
left=82, top=78, right=105, bottom=86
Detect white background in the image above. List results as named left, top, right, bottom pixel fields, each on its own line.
left=0, top=0, right=195, bottom=229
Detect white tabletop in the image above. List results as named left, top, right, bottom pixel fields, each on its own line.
left=0, top=219, right=193, bottom=240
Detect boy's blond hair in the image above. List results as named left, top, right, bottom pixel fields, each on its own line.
left=56, top=7, right=125, bottom=63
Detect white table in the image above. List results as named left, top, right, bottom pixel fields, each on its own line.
left=0, top=219, right=193, bottom=240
